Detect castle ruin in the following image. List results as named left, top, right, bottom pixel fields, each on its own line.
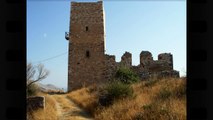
left=66, top=1, right=179, bottom=91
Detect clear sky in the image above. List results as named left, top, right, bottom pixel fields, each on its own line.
left=27, top=0, right=186, bottom=90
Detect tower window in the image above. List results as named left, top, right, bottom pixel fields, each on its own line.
left=86, top=26, right=89, bottom=31
left=86, top=50, right=90, bottom=58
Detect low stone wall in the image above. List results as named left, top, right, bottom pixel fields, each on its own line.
left=148, top=60, right=172, bottom=72
left=155, top=70, right=180, bottom=78
left=27, top=96, right=45, bottom=111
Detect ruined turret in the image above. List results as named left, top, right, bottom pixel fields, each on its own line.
left=120, top=51, right=132, bottom=68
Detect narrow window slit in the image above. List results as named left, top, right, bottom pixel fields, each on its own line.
left=86, top=50, right=90, bottom=58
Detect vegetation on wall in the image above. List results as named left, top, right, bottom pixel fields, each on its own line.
left=115, top=66, right=139, bottom=84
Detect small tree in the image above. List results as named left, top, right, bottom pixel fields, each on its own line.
left=27, top=62, right=49, bottom=96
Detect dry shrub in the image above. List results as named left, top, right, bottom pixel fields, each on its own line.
left=98, top=81, right=134, bottom=106
left=154, top=78, right=186, bottom=101
left=95, top=78, right=186, bottom=120
left=27, top=83, right=40, bottom=97
left=94, top=82, right=152, bottom=120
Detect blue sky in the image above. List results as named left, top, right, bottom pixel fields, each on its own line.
left=27, top=0, right=186, bottom=89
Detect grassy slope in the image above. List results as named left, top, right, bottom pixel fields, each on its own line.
left=67, top=77, right=186, bottom=120
left=27, top=92, right=58, bottom=120
left=27, top=77, right=186, bottom=120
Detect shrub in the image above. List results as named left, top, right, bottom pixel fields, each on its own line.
left=27, top=83, right=39, bottom=97
left=156, top=87, right=172, bottom=100
left=115, top=66, right=139, bottom=84
left=99, top=81, right=134, bottom=106
left=143, top=78, right=158, bottom=87
left=173, top=80, right=186, bottom=98
left=155, top=79, right=186, bottom=100
left=134, top=103, right=178, bottom=120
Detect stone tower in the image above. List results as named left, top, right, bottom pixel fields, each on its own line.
left=67, top=1, right=106, bottom=91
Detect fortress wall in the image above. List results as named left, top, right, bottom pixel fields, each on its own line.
left=104, top=54, right=117, bottom=80
left=120, top=51, right=132, bottom=68
left=158, top=53, right=173, bottom=70
left=67, top=1, right=180, bottom=91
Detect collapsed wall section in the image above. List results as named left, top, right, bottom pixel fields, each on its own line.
left=104, top=51, right=179, bottom=81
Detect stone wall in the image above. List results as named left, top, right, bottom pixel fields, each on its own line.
left=120, top=52, right=132, bottom=68
left=68, top=1, right=105, bottom=91
left=137, top=51, right=179, bottom=79
left=67, top=1, right=180, bottom=91
left=140, top=51, right=153, bottom=71
left=158, top=53, right=173, bottom=70
left=104, top=54, right=117, bottom=80
left=103, top=50, right=179, bottom=81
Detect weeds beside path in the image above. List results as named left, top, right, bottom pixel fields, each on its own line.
left=51, top=94, right=94, bottom=120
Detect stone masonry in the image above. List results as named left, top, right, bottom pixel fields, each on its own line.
left=67, top=1, right=106, bottom=91
left=66, top=1, right=179, bottom=91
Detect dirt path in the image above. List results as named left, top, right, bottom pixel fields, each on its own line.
left=51, top=94, right=94, bottom=120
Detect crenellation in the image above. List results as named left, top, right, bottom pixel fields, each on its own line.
left=120, top=51, right=132, bottom=68
left=67, top=1, right=180, bottom=91
left=158, top=53, right=173, bottom=69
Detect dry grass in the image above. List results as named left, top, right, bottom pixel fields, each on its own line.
left=66, top=86, right=99, bottom=115
left=27, top=92, right=58, bottom=120
left=27, top=77, right=186, bottom=120
left=51, top=95, right=73, bottom=111
left=67, top=77, right=186, bottom=120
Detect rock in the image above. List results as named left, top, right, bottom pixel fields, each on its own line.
left=27, top=96, right=45, bottom=111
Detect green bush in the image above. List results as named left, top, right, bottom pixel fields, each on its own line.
left=98, top=81, right=134, bottom=106
left=27, top=83, right=39, bottom=97
left=115, top=67, right=139, bottom=84
left=106, top=81, right=133, bottom=99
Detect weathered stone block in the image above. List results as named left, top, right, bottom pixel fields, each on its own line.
left=27, top=96, right=45, bottom=111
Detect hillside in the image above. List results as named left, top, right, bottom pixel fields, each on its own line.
left=67, top=77, right=186, bottom=120
left=36, top=82, right=64, bottom=93
left=27, top=77, right=186, bottom=120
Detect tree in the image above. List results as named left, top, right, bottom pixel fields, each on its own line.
left=27, top=62, right=50, bottom=94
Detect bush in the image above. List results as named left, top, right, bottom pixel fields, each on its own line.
left=143, top=78, right=158, bottom=87
left=174, top=80, right=186, bottom=98
left=155, top=79, right=186, bottom=100
left=27, top=83, right=39, bottom=97
left=157, top=88, right=172, bottom=100
left=134, top=103, right=178, bottom=120
left=99, top=81, right=134, bottom=106
left=115, top=67, right=139, bottom=84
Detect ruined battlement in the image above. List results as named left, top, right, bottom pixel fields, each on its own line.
left=67, top=1, right=179, bottom=91
left=103, top=51, right=179, bottom=80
